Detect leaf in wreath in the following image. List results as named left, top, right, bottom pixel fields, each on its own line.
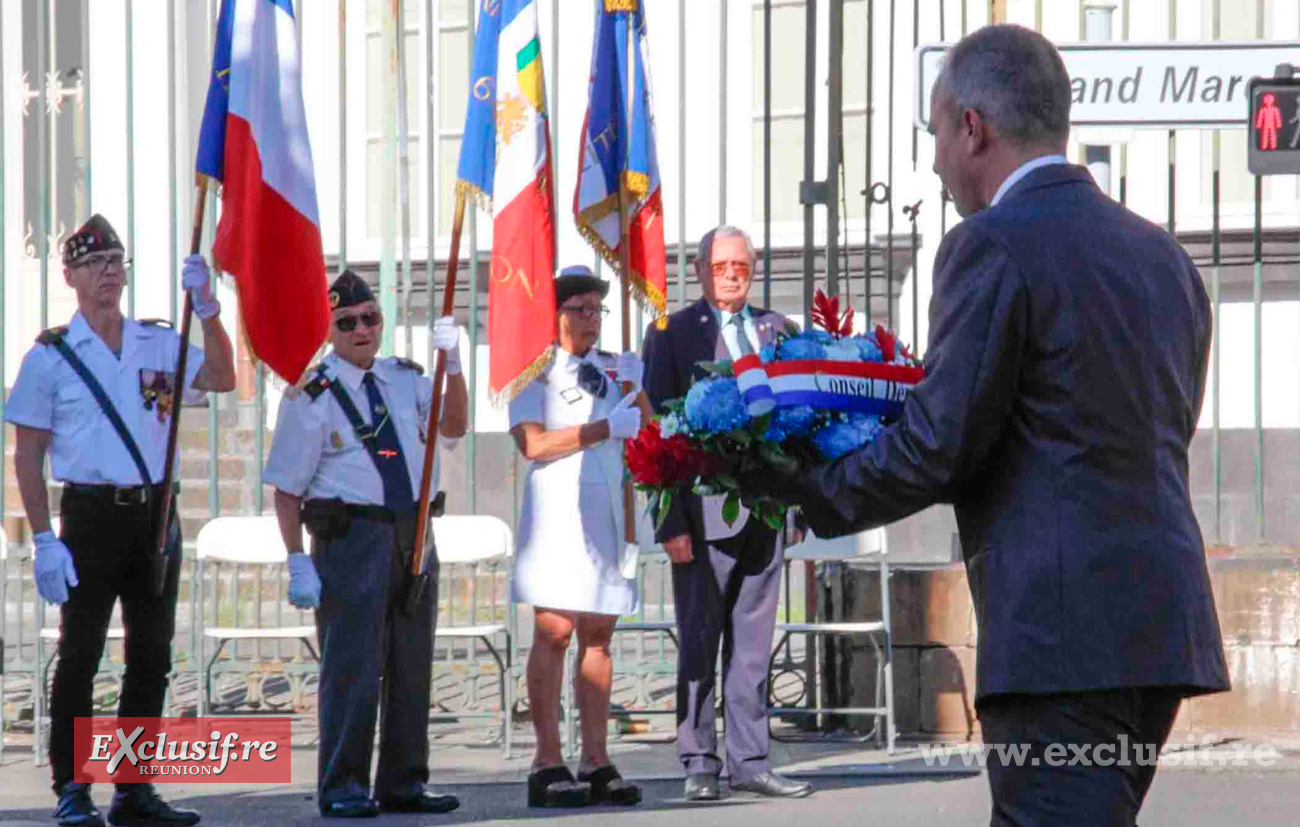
left=714, top=473, right=740, bottom=489
left=727, top=428, right=754, bottom=447
left=697, top=360, right=735, bottom=377
left=722, top=491, right=741, bottom=526
left=654, top=489, right=674, bottom=531
left=759, top=443, right=800, bottom=474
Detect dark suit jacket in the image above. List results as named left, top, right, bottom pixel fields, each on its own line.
left=789, top=164, right=1229, bottom=701
left=642, top=298, right=793, bottom=551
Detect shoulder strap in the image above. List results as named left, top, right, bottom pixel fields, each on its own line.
left=44, top=332, right=153, bottom=485
left=393, top=356, right=425, bottom=375
left=325, top=378, right=386, bottom=476
left=302, top=364, right=331, bottom=401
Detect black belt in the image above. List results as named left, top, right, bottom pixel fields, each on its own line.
left=64, top=482, right=174, bottom=507
left=345, top=504, right=415, bottom=523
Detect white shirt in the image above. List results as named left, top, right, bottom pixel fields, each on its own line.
left=264, top=352, right=457, bottom=505
left=710, top=304, right=760, bottom=360
left=990, top=154, right=1069, bottom=207
left=4, top=312, right=205, bottom=485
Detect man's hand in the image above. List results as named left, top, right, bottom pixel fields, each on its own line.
left=33, top=531, right=78, bottom=605
left=663, top=533, right=693, bottom=564
left=286, top=553, right=322, bottom=609
left=431, top=316, right=462, bottom=376
left=182, top=254, right=221, bottom=320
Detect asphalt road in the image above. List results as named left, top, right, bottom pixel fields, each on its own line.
left=2, top=756, right=1298, bottom=826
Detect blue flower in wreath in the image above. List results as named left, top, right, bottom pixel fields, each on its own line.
left=763, top=405, right=818, bottom=443
left=685, top=377, right=750, bottom=434
left=759, top=341, right=777, bottom=364
left=813, top=413, right=885, bottom=460
left=855, top=336, right=884, bottom=362
left=778, top=337, right=826, bottom=361
left=803, top=329, right=834, bottom=344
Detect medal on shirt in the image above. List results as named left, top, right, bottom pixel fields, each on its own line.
left=329, top=430, right=344, bottom=450
left=139, top=369, right=177, bottom=423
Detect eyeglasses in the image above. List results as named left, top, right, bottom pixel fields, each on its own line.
left=710, top=261, right=751, bottom=278
left=560, top=304, right=609, bottom=320
left=77, top=254, right=132, bottom=278
left=334, top=311, right=383, bottom=332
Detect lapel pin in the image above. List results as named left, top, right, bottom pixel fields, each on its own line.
left=330, top=431, right=344, bottom=449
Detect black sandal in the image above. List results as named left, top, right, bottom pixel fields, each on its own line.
left=577, top=765, right=643, bottom=806
left=527, top=766, right=591, bottom=808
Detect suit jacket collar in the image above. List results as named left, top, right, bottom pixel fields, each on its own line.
left=997, top=162, right=1096, bottom=208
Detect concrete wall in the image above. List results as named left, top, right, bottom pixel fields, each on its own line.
left=833, top=546, right=1300, bottom=740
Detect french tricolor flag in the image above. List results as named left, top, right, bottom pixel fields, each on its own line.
left=196, top=0, right=330, bottom=385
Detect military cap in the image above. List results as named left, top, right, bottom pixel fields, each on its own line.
left=328, top=269, right=376, bottom=310
left=554, top=264, right=610, bottom=306
left=62, top=214, right=124, bottom=266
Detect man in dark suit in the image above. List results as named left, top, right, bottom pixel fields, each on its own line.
left=642, top=226, right=812, bottom=801
left=755, top=26, right=1229, bottom=825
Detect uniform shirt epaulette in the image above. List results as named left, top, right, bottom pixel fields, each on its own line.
left=393, top=356, right=425, bottom=375
left=35, top=325, right=69, bottom=345
left=302, top=364, right=332, bottom=401
left=139, top=318, right=175, bottom=329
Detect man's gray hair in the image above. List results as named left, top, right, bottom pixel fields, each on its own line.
left=696, top=225, right=756, bottom=273
left=934, top=25, right=1071, bottom=147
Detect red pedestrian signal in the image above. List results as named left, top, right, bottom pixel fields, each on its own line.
left=1248, top=77, right=1300, bottom=175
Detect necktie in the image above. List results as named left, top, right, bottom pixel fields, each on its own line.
left=730, top=314, right=756, bottom=357
left=577, top=361, right=609, bottom=398
left=361, top=372, right=414, bottom=511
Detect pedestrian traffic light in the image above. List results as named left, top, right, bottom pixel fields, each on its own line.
left=1248, top=73, right=1300, bottom=175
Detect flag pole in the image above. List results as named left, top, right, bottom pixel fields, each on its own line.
left=407, top=189, right=467, bottom=612
left=153, top=178, right=209, bottom=595
left=617, top=6, right=637, bottom=547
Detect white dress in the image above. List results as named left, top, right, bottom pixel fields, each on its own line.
left=508, top=347, right=637, bottom=616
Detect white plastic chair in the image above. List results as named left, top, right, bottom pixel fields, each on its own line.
left=430, top=514, right=516, bottom=757
left=768, top=527, right=895, bottom=752
left=194, top=515, right=318, bottom=717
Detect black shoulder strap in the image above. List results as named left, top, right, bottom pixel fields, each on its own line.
left=325, top=378, right=386, bottom=476
left=393, top=357, right=425, bottom=375
left=43, top=330, right=153, bottom=485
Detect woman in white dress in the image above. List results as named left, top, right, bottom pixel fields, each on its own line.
left=508, top=266, right=655, bottom=808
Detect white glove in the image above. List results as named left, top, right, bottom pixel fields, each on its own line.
left=615, top=352, right=644, bottom=392
left=34, top=531, right=78, bottom=605
left=182, top=254, right=221, bottom=320
left=431, top=316, right=462, bottom=376
left=287, top=553, right=322, bottom=610
left=605, top=392, right=642, bottom=440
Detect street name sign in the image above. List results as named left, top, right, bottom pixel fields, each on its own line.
left=915, top=41, right=1300, bottom=129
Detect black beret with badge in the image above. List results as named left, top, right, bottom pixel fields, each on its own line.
left=62, top=213, right=124, bottom=266
left=328, top=269, right=376, bottom=310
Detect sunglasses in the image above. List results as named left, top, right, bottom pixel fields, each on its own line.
left=334, top=311, right=383, bottom=333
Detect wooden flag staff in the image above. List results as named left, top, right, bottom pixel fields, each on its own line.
left=406, top=190, right=467, bottom=613
left=153, top=179, right=209, bottom=596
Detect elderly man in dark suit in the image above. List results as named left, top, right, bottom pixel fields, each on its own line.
left=755, top=25, right=1229, bottom=826
left=642, top=226, right=812, bottom=802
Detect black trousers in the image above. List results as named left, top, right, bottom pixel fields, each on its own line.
left=313, top=515, right=439, bottom=811
left=49, top=488, right=181, bottom=793
left=977, top=688, right=1184, bottom=827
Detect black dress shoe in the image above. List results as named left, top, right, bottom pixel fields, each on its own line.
left=55, top=782, right=105, bottom=827
left=683, top=773, right=720, bottom=801
left=321, top=798, right=380, bottom=819
left=730, top=771, right=813, bottom=798
left=107, top=784, right=201, bottom=825
left=378, top=791, right=461, bottom=814
left=527, top=766, right=591, bottom=808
